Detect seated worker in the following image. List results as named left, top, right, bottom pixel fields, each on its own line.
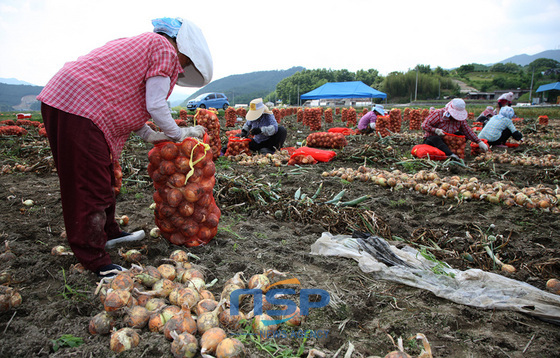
left=422, top=98, right=488, bottom=160
left=357, top=104, right=385, bottom=134
left=240, top=98, right=287, bottom=154
left=476, top=106, right=495, bottom=126
left=478, top=106, right=523, bottom=148
left=497, top=92, right=514, bottom=111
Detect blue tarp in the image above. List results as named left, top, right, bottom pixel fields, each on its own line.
left=300, top=81, right=387, bottom=100
left=536, top=82, right=560, bottom=93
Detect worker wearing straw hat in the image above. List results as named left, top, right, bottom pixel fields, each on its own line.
left=37, top=17, right=213, bottom=278
left=240, top=98, right=287, bottom=154
left=422, top=98, right=488, bottom=160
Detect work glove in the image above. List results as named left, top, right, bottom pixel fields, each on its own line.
left=240, top=129, right=249, bottom=138
left=250, top=127, right=262, bottom=135
left=145, top=131, right=171, bottom=143
left=435, top=128, right=445, bottom=136
left=478, top=141, right=489, bottom=152
left=369, top=122, right=376, bottom=130
left=177, top=125, right=206, bottom=142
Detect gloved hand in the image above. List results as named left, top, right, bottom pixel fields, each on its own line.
left=435, top=128, right=445, bottom=136
left=250, top=127, right=262, bottom=135
left=240, top=129, right=249, bottom=138
left=177, top=125, right=206, bottom=142
left=478, top=141, right=489, bottom=152
left=145, top=131, right=172, bottom=143
left=369, top=122, right=376, bottom=129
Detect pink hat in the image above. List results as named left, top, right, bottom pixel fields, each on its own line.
left=444, top=98, right=468, bottom=121
left=498, top=92, right=514, bottom=103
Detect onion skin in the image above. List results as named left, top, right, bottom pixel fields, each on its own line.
left=104, top=289, right=133, bottom=315
left=123, top=305, right=150, bottom=329
left=196, top=298, right=219, bottom=316
left=110, top=273, right=135, bottom=292
left=546, top=278, right=560, bottom=294
left=200, top=327, right=227, bottom=356
left=216, top=338, right=246, bottom=358
left=88, top=311, right=116, bottom=335
left=197, top=304, right=221, bottom=335
left=170, top=332, right=198, bottom=358
left=110, top=327, right=140, bottom=353
left=252, top=314, right=278, bottom=339
left=219, top=308, right=245, bottom=331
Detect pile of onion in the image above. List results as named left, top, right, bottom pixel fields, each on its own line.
left=388, top=108, right=402, bottom=133
left=0, top=125, right=28, bottom=136
left=408, top=109, right=422, bottom=130
left=194, top=108, right=221, bottom=160
left=224, top=137, right=251, bottom=157
left=322, top=166, right=560, bottom=213
left=235, top=107, right=246, bottom=118
left=296, top=108, right=303, bottom=123
left=376, top=115, right=391, bottom=137
left=288, top=154, right=317, bottom=166
left=346, top=107, right=357, bottom=127
left=304, top=108, right=323, bottom=131
left=147, top=137, right=221, bottom=247
left=403, top=107, right=411, bottom=122
left=442, top=133, right=466, bottom=159
left=306, top=132, right=347, bottom=149
left=224, top=107, right=237, bottom=128
left=324, top=108, right=333, bottom=123
left=340, top=108, right=348, bottom=124
left=272, top=108, right=282, bottom=124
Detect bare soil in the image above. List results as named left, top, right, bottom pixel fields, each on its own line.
left=1, top=113, right=559, bottom=358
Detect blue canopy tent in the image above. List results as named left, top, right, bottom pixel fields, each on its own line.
left=300, top=81, right=387, bottom=104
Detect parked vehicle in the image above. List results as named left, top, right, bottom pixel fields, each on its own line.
left=186, top=92, right=229, bottom=110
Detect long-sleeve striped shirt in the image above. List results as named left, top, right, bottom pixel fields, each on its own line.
left=422, top=108, right=481, bottom=143
left=37, top=32, right=182, bottom=160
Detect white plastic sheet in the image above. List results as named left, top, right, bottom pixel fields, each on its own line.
left=310, top=232, right=560, bottom=324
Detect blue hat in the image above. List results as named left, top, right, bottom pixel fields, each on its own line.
left=372, top=104, right=385, bottom=115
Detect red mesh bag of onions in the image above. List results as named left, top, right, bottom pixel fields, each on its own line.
left=442, top=133, right=466, bottom=159
left=224, top=137, right=251, bottom=157
left=147, top=136, right=221, bottom=247
left=290, top=146, right=336, bottom=163
left=470, top=139, right=490, bottom=156
left=411, top=144, right=447, bottom=161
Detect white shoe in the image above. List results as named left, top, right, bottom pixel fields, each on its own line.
left=105, top=230, right=145, bottom=249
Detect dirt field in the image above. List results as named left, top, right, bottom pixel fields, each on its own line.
left=1, top=110, right=559, bottom=358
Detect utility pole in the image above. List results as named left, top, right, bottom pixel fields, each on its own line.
left=529, top=67, right=535, bottom=104
left=414, top=66, right=419, bottom=102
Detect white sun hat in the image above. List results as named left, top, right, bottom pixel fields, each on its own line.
left=444, top=98, right=468, bottom=121
left=175, top=18, right=213, bottom=87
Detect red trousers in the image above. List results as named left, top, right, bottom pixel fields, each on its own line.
left=42, top=103, right=121, bottom=272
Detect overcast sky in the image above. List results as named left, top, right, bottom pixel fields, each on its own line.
left=1, top=0, right=559, bottom=100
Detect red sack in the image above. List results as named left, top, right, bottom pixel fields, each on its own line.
left=470, top=139, right=490, bottom=156
left=291, top=146, right=336, bottom=163
left=224, top=136, right=251, bottom=157
left=505, top=142, right=519, bottom=148
left=411, top=144, right=447, bottom=160
left=328, top=127, right=357, bottom=136
left=472, top=126, right=483, bottom=131
left=442, top=133, right=466, bottom=158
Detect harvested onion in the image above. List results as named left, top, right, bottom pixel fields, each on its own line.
left=216, top=338, right=246, bottom=358
left=110, top=327, right=140, bottom=353
left=200, top=327, right=227, bottom=357
left=88, top=311, right=116, bottom=335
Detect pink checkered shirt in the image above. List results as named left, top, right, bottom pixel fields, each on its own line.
left=422, top=108, right=480, bottom=143
left=37, top=32, right=182, bottom=160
